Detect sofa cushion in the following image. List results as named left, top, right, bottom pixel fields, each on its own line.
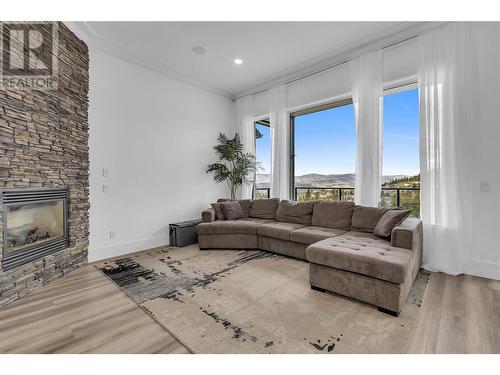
left=373, top=209, right=411, bottom=237
left=351, top=206, right=391, bottom=233
left=237, top=217, right=274, bottom=225
left=290, top=226, right=346, bottom=245
left=216, top=198, right=252, bottom=218
left=211, top=203, right=226, bottom=220
left=305, top=233, right=411, bottom=283
left=220, top=201, right=244, bottom=220
left=196, top=220, right=257, bottom=235
left=238, top=199, right=252, bottom=218
left=250, top=198, right=280, bottom=219
left=311, top=201, right=355, bottom=230
left=276, top=200, right=314, bottom=225
left=257, top=221, right=307, bottom=241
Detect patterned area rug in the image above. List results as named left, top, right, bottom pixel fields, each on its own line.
left=95, top=245, right=429, bottom=354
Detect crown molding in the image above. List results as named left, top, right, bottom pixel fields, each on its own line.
left=65, top=21, right=445, bottom=101
left=64, top=21, right=234, bottom=99
left=234, top=21, right=445, bottom=99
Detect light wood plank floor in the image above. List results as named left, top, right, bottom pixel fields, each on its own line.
left=0, top=262, right=498, bottom=353
left=0, top=265, right=189, bottom=354
left=408, top=272, right=500, bottom=353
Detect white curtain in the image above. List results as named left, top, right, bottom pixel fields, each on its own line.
left=236, top=95, right=255, bottom=199
left=269, top=85, right=290, bottom=199
left=349, top=51, right=384, bottom=207
left=418, top=23, right=479, bottom=274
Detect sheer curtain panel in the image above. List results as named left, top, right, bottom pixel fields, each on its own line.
left=236, top=95, right=255, bottom=199
left=349, top=51, right=384, bottom=207
left=269, top=85, right=290, bottom=200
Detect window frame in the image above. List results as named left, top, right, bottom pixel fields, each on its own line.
left=288, top=81, right=418, bottom=202
left=289, top=98, right=354, bottom=200
left=381, top=81, right=420, bottom=216
left=254, top=117, right=271, bottom=199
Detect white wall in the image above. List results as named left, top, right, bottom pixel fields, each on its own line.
left=88, top=49, right=236, bottom=262
left=461, top=24, right=500, bottom=280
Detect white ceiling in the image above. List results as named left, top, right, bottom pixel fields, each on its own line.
left=69, top=22, right=424, bottom=98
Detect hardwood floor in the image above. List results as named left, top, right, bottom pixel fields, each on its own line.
left=408, top=272, right=500, bottom=353
left=0, top=261, right=498, bottom=353
left=0, top=265, right=190, bottom=354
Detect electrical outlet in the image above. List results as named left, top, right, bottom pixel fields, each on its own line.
left=102, top=169, right=109, bottom=177
left=480, top=181, right=490, bottom=192
left=102, top=184, right=110, bottom=193
left=109, top=231, right=116, bottom=240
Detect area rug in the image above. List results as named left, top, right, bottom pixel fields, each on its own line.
left=95, top=245, right=430, bottom=354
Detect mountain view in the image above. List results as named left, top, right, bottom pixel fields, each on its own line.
left=255, top=173, right=421, bottom=217
left=256, top=173, right=415, bottom=188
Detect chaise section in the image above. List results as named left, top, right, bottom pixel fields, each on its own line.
left=290, top=226, right=346, bottom=245
left=306, top=234, right=412, bottom=283
left=309, top=264, right=405, bottom=313
left=306, top=218, right=423, bottom=315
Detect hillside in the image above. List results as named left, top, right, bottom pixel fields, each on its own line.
left=256, top=173, right=409, bottom=188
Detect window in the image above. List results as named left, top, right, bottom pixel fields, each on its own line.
left=254, top=118, right=271, bottom=199
left=291, top=100, right=356, bottom=202
left=381, top=86, right=420, bottom=217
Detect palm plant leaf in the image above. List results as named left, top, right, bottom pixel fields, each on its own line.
left=206, top=133, right=262, bottom=199
left=206, top=162, right=230, bottom=183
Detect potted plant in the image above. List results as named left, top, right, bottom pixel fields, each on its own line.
left=206, top=133, right=261, bottom=199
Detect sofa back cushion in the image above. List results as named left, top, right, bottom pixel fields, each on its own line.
left=373, top=209, right=410, bottom=237
left=351, top=206, right=391, bottom=233
left=211, top=202, right=226, bottom=220
left=220, top=201, right=244, bottom=220
left=311, top=201, right=355, bottom=230
left=237, top=199, right=252, bottom=218
left=217, top=198, right=252, bottom=218
left=250, top=198, right=280, bottom=219
left=276, top=200, right=314, bottom=225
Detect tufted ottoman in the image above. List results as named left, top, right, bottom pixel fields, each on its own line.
left=306, top=232, right=420, bottom=316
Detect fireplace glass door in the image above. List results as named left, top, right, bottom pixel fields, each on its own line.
left=2, top=187, right=68, bottom=271
left=5, top=200, right=65, bottom=254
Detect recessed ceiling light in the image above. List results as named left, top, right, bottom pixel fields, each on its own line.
left=233, top=58, right=243, bottom=65
left=192, top=46, right=206, bottom=55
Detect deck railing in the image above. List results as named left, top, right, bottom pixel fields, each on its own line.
left=255, top=186, right=420, bottom=217
left=255, top=187, right=270, bottom=199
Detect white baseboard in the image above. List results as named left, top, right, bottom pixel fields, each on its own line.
left=463, top=260, right=500, bottom=281
left=88, top=235, right=169, bottom=262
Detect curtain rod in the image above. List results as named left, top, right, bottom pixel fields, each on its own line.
left=235, top=23, right=446, bottom=101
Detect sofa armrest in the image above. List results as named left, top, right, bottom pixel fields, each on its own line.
left=202, top=207, right=216, bottom=223
left=391, top=217, right=422, bottom=252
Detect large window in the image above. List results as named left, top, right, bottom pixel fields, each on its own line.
left=381, top=87, right=420, bottom=216
left=291, top=100, right=356, bottom=202
left=254, top=119, right=271, bottom=199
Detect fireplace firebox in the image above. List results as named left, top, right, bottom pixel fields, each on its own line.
left=2, top=188, right=68, bottom=271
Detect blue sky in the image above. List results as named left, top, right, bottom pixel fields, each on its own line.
left=255, top=88, right=419, bottom=176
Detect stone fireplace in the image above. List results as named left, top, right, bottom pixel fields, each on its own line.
left=2, top=188, right=68, bottom=271
left=0, top=22, right=89, bottom=308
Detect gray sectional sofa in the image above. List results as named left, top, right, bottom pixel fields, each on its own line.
left=197, top=198, right=422, bottom=316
